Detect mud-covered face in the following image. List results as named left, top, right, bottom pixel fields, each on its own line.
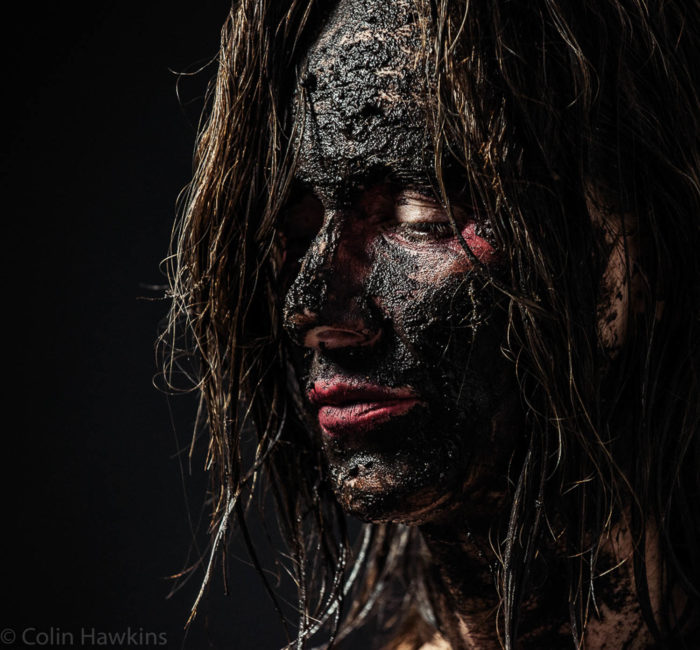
left=282, top=0, right=521, bottom=525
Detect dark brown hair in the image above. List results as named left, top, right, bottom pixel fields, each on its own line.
left=162, top=1, right=700, bottom=647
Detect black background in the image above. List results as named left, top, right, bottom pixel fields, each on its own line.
left=3, top=3, right=290, bottom=649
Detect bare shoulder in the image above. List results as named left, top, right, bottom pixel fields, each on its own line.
left=388, top=634, right=451, bottom=650
left=418, top=636, right=451, bottom=650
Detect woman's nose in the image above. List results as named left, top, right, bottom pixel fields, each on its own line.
left=283, top=213, right=382, bottom=350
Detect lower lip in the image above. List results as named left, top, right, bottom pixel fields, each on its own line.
left=318, top=399, right=420, bottom=437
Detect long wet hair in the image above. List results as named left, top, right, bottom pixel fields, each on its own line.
left=162, top=1, right=700, bottom=647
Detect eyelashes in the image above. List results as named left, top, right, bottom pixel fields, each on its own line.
left=279, top=185, right=487, bottom=264
left=385, top=220, right=456, bottom=242
left=380, top=188, right=467, bottom=243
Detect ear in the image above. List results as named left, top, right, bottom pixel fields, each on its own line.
left=588, top=192, right=649, bottom=357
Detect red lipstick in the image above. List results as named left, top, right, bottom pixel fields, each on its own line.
left=308, top=379, right=422, bottom=437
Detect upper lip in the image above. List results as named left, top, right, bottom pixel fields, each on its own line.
left=307, top=379, right=418, bottom=407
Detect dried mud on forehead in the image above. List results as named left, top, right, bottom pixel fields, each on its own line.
left=293, top=0, right=435, bottom=197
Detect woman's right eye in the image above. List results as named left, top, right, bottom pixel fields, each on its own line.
left=392, top=221, right=455, bottom=241
left=380, top=189, right=459, bottom=242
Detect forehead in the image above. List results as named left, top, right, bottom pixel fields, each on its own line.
left=293, top=0, right=434, bottom=196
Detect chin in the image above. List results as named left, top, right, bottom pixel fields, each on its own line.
left=327, top=448, right=467, bottom=525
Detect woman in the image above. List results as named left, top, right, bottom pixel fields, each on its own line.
left=163, top=0, right=700, bottom=647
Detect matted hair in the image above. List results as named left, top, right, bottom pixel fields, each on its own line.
left=161, top=1, right=700, bottom=647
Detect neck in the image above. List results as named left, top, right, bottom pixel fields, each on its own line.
left=418, top=513, right=658, bottom=649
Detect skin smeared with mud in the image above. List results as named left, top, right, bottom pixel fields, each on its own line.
left=283, top=0, right=519, bottom=527
left=281, top=1, right=658, bottom=647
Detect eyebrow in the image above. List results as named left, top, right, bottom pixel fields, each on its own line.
left=289, top=161, right=474, bottom=214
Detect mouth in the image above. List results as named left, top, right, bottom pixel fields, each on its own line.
left=308, top=378, right=422, bottom=437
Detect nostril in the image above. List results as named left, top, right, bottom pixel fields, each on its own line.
left=282, top=306, right=320, bottom=347
left=304, top=326, right=381, bottom=350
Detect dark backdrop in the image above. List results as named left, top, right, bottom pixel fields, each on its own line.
left=3, top=4, right=290, bottom=649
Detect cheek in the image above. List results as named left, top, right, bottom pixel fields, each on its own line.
left=448, top=222, right=499, bottom=266
left=368, top=235, right=509, bottom=411
left=367, top=229, right=497, bottom=337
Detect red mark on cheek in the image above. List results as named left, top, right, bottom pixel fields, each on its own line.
left=452, top=222, right=498, bottom=264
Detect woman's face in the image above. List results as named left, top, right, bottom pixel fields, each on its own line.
left=282, top=0, right=521, bottom=524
